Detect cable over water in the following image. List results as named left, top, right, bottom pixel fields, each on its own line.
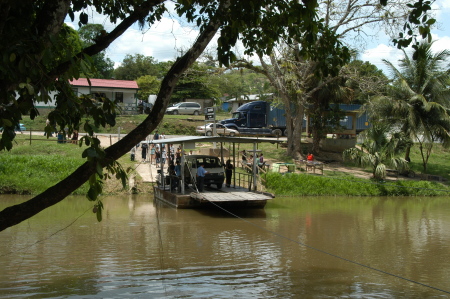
left=207, top=200, right=450, bottom=295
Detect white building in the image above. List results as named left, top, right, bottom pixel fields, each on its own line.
left=36, top=78, right=140, bottom=114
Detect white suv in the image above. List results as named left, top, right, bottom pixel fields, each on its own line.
left=184, top=155, right=225, bottom=189
left=166, top=102, right=202, bottom=115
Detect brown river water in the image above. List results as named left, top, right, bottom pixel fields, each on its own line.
left=1, top=195, right=450, bottom=298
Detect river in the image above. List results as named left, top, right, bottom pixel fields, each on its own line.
left=1, top=195, right=449, bottom=298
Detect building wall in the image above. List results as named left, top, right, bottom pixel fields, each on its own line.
left=35, top=86, right=138, bottom=114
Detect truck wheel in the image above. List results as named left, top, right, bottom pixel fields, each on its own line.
left=272, top=129, right=282, bottom=137
left=173, top=110, right=179, bottom=115
left=284, top=129, right=289, bottom=136
left=206, top=131, right=212, bottom=136
left=194, top=110, right=199, bottom=115
left=230, top=132, right=235, bottom=137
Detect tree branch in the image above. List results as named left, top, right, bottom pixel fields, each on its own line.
left=0, top=0, right=227, bottom=232
left=46, top=0, right=165, bottom=84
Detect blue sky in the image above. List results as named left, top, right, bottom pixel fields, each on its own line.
left=66, top=1, right=450, bottom=76
left=361, top=0, right=450, bottom=74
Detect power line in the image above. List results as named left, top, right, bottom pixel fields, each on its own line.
left=207, top=199, right=450, bottom=295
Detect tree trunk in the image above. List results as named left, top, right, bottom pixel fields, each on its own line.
left=311, top=126, right=321, bottom=155
left=404, top=145, right=411, bottom=161
left=292, top=104, right=304, bottom=157
left=284, top=98, right=295, bottom=156
left=0, top=7, right=223, bottom=232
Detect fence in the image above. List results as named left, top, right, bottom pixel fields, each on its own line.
left=23, top=130, right=120, bottom=147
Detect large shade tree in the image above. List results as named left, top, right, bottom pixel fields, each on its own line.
left=0, top=0, right=357, bottom=232
left=171, top=62, right=222, bottom=102
left=78, top=24, right=115, bottom=79
left=236, top=0, right=435, bottom=157
left=114, top=54, right=166, bottom=80
left=367, top=42, right=450, bottom=173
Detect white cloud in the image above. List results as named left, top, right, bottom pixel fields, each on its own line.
left=66, top=2, right=450, bottom=73
left=430, top=34, right=450, bottom=53
left=106, top=18, right=200, bottom=63
left=437, top=0, right=450, bottom=9
left=65, top=6, right=202, bottom=64
left=361, top=44, right=404, bottom=76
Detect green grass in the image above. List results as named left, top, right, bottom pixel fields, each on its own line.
left=263, top=172, right=450, bottom=196
left=0, top=135, right=90, bottom=194
left=408, top=144, right=450, bottom=181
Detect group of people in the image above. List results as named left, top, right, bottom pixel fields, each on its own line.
left=135, top=130, right=197, bottom=169
left=140, top=143, right=186, bottom=166
left=138, top=130, right=167, bottom=164
left=241, top=150, right=265, bottom=174
left=45, top=119, right=78, bottom=144
left=167, top=159, right=182, bottom=191
left=241, top=149, right=264, bottom=165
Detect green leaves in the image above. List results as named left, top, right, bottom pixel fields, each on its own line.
left=92, top=200, right=103, bottom=222
left=79, top=12, right=89, bottom=26
left=18, top=82, right=34, bottom=95
left=391, top=0, right=435, bottom=59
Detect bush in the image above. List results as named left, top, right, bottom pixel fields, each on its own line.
left=263, top=172, right=450, bottom=197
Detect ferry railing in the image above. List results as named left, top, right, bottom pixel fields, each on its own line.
left=234, top=172, right=253, bottom=190
left=233, top=164, right=269, bottom=192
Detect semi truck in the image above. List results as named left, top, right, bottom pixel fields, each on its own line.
left=220, top=101, right=370, bottom=136
left=220, top=101, right=288, bottom=136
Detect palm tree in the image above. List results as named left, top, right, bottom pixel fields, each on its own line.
left=367, top=42, right=450, bottom=173
left=343, top=123, right=410, bottom=180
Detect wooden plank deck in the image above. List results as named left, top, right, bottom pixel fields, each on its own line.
left=154, top=185, right=274, bottom=209
left=191, top=191, right=273, bottom=202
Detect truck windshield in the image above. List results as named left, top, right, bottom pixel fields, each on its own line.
left=231, top=112, right=241, bottom=119
left=196, top=157, right=222, bottom=168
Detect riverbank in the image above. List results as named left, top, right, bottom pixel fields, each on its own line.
left=1, top=132, right=449, bottom=196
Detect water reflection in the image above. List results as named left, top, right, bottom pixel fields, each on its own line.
left=0, top=195, right=449, bottom=298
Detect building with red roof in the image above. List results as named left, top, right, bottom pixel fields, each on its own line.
left=36, top=78, right=140, bottom=114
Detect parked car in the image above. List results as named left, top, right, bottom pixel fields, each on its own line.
left=196, top=123, right=239, bottom=137
left=0, top=123, right=26, bottom=132
left=184, top=155, right=225, bottom=189
left=166, top=102, right=202, bottom=115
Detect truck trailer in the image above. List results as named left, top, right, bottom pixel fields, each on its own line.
left=220, top=101, right=287, bottom=136
left=221, top=101, right=370, bottom=136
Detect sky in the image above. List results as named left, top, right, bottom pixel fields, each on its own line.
left=65, top=0, right=450, bottom=77
left=361, top=0, right=450, bottom=74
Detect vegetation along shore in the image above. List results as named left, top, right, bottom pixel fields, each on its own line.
left=3, top=117, right=450, bottom=197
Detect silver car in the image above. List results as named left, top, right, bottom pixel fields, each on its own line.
left=166, top=102, right=202, bottom=115
left=196, top=123, right=239, bottom=136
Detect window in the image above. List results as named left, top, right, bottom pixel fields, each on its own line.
left=94, top=92, right=106, bottom=99
left=115, top=92, right=123, bottom=103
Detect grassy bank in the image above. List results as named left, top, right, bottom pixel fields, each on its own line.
left=0, top=136, right=89, bottom=194
left=263, top=172, right=450, bottom=196
left=0, top=134, right=152, bottom=195
left=5, top=113, right=450, bottom=196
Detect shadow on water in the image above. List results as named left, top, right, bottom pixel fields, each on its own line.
left=193, top=206, right=267, bottom=218
left=152, top=196, right=267, bottom=218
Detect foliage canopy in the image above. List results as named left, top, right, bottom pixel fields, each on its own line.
left=0, top=0, right=438, bottom=231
